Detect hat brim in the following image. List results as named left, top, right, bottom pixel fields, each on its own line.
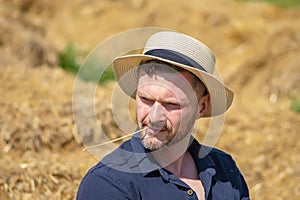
left=112, top=54, right=234, bottom=117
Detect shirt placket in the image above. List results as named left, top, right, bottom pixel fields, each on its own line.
left=159, top=169, right=199, bottom=200
left=199, top=168, right=216, bottom=200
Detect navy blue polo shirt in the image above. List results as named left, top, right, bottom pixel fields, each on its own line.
left=77, top=135, right=249, bottom=200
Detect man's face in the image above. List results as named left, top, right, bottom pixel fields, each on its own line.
left=136, top=69, right=200, bottom=151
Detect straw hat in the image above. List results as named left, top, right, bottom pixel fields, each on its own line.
left=112, top=31, right=234, bottom=117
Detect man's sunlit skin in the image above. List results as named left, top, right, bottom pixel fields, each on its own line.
left=136, top=64, right=209, bottom=152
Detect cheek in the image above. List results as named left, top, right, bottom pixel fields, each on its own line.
left=136, top=101, right=149, bottom=121
left=170, top=109, right=195, bottom=129
left=167, top=110, right=183, bottom=128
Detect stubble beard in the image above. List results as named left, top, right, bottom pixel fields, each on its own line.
left=139, top=124, right=193, bottom=152
left=140, top=118, right=196, bottom=151
left=139, top=120, right=172, bottom=151
left=140, top=129, right=170, bottom=151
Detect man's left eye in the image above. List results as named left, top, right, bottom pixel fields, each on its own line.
left=165, top=103, right=181, bottom=110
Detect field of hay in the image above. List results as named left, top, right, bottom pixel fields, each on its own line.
left=0, top=0, right=299, bottom=199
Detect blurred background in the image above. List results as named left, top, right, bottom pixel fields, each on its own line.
left=0, top=0, right=299, bottom=199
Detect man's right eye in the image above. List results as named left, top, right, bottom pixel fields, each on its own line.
left=140, top=96, right=153, bottom=105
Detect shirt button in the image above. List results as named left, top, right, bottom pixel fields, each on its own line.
left=187, top=189, right=193, bottom=196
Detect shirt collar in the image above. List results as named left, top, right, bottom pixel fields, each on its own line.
left=131, top=135, right=217, bottom=200
left=130, top=134, right=216, bottom=175
left=188, top=137, right=216, bottom=173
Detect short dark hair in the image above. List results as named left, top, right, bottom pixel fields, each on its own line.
left=137, top=60, right=208, bottom=97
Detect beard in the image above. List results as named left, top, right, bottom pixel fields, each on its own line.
left=139, top=121, right=193, bottom=151
left=139, top=120, right=172, bottom=151
left=140, top=130, right=170, bottom=151
left=139, top=118, right=196, bottom=151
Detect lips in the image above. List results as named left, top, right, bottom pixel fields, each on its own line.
left=145, top=126, right=167, bottom=136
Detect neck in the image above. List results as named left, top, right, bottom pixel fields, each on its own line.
left=151, top=133, right=191, bottom=176
left=164, top=151, right=190, bottom=177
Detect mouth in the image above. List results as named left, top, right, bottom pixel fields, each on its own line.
left=144, top=126, right=168, bottom=136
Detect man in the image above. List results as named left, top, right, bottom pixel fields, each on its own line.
left=77, top=31, right=250, bottom=200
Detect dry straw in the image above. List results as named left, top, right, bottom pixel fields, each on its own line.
left=82, top=128, right=147, bottom=151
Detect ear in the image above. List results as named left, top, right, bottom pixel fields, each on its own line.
left=195, top=94, right=210, bottom=119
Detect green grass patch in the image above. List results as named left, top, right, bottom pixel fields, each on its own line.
left=58, top=42, right=115, bottom=84
left=59, top=43, right=80, bottom=73
left=236, top=0, right=300, bottom=8
left=99, top=67, right=115, bottom=84
left=291, top=95, right=300, bottom=114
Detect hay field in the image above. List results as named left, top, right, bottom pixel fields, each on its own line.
left=0, top=0, right=299, bottom=199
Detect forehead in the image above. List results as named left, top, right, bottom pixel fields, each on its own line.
left=137, top=70, right=197, bottom=100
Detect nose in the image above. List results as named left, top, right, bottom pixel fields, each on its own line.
left=149, top=102, right=166, bottom=127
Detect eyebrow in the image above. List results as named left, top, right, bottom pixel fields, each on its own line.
left=137, top=90, right=188, bottom=107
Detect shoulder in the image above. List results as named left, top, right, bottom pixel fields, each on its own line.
left=77, top=140, right=140, bottom=200
left=86, top=139, right=136, bottom=178
left=195, top=142, right=237, bottom=169
left=201, top=145, right=240, bottom=176
left=77, top=163, right=136, bottom=200
left=208, top=147, right=237, bottom=167
left=206, top=146, right=250, bottom=198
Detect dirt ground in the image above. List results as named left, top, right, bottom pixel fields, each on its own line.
left=0, top=0, right=300, bottom=199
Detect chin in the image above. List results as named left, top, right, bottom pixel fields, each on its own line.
left=141, top=137, right=169, bottom=151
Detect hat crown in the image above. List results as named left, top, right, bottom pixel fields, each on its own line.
left=112, top=31, right=234, bottom=117
left=142, top=31, right=216, bottom=74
